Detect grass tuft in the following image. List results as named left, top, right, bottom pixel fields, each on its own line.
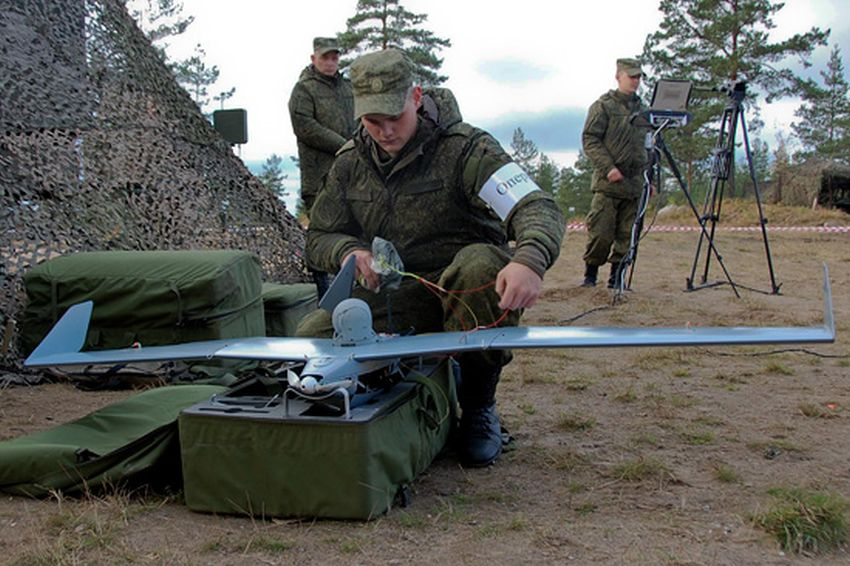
left=611, top=456, right=671, bottom=483
left=712, top=463, right=740, bottom=484
left=762, top=362, right=794, bottom=376
left=798, top=402, right=840, bottom=418
left=555, top=412, right=596, bottom=432
left=753, top=487, right=848, bottom=555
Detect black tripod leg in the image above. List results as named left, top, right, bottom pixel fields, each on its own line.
left=657, top=137, right=740, bottom=298
left=739, top=112, right=781, bottom=294
left=619, top=155, right=655, bottom=297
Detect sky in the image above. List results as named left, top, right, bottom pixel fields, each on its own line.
left=160, top=0, right=848, bottom=179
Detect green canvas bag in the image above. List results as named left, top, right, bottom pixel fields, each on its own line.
left=21, top=250, right=265, bottom=354
left=179, top=360, right=457, bottom=520
left=261, top=282, right=317, bottom=337
left=0, top=385, right=226, bottom=497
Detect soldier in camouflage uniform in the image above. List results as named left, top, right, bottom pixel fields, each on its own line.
left=288, top=37, right=356, bottom=297
left=297, top=49, right=565, bottom=468
left=581, top=58, right=648, bottom=288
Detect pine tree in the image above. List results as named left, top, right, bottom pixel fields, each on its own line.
left=338, top=0, right=451, bottom=85
left=641, top=0, right=829, bottom=194
left=125, top=0, right=194, bottom=60
left=258, top=154, right=288, bottom=200
left=734, top=137, right=771, bottom=198
left=770, top=132, right=791, bottom=203
left=172, top=43, right=220, bottom=110
left=555, top=152, right=594, bottom=218
left=534, top=155, right=560, bottom=196
left=510, top=128, right=539, bottom=176
left=126, top=1, right=234, bottom=115
left=792, top=45, right=850, bottom=164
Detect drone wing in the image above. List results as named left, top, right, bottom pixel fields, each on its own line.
left=350, top=264, right=836, bottom=361
left=25, top=266, right=835, bottom=368
left=24, top=301, right=336, bottom=368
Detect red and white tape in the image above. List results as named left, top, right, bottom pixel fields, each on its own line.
left=566, top=223, right=850, bottom=233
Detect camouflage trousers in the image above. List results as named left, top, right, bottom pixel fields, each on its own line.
left=296, top=243, right=519, bottom=369
left=582, top=191, right=639, bottom=266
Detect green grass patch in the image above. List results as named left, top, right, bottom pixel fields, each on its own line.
left=798, top=402, right=840, bottom=418
left=246, top=536, right=294, bottom=553
left=555, top=412, right=596, bottom=432
left=396, top=511, right=428, bottom=529
left=632, top=432, right=662, bottom=447
left=546, top=450, right=588, bottom=472
left=693, top=415, right=725, bottom=427
left=575, top=502, right=597, bottom=516
left=713, top=372, right=748, bottom=384
left=762, top=361, right=794, bottom=376
left=668, top=394, right=698, bottom=408
left=564, top=377, right=594, bottom=391
left=681, top=429, right=715, bottom=445
left=519, top=403, right=536, bottom=415
left=753, top=487, right=848, bottom=555
left=712, top=463, right=740, bottom=484
left=614, top=386, right=637, bottom=403
left=611, top=456, right=670, bottom=482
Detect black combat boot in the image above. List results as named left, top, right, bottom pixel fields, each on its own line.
left=581, top=264, right=599, bottom=287
left=607, top=262, right=622, bottom=289
left=458, top=361, right=502, bottom=468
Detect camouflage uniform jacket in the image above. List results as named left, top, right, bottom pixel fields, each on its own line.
left=288, top=65, right=355, bottom=204
left=306, top=89, right=565, bottom=278
left=582, top=89, right=647, bottom=199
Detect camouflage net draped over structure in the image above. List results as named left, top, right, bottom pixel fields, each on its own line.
left=0, top=0, right=307, bottom=367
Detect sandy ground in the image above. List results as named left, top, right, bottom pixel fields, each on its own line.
left=1, top=228, right=849, bottom=565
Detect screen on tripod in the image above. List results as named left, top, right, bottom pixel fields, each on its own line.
left=647, top=79, right=692, bottom=127
left=650, top=80, right=692, bottom=112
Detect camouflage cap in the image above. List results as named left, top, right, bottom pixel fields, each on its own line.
left=350, top=49, right=414, bottom=118
left=616, top=58, right=643, bottom=77
left=313, top=37, right=341, bottom=56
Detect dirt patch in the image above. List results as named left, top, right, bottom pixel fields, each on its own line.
left=2, top=229, right=849, bottom=564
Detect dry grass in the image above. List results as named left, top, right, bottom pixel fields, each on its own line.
left=3, top=223, right=850, bottom=564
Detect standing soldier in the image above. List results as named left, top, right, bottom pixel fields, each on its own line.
left=581, top=58, right=648, bottom=288
left=288, top=37, right=356, bottom=297
left=297, top=49, right=565, bottom=468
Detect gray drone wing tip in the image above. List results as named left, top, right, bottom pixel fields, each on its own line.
left=823, top=263, right=835, bottom=339
left=318, top=254, right=356, bottom=312
left=24, top=301, right=93, bottom=367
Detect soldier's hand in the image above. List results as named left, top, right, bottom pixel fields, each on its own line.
left=495, top=262, right=542, bottom=311
left=607, top=167, right=624, bottom=183
left=342, top=249, right=381, bottom=291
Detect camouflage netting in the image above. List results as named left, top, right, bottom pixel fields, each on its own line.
left=0, top=0, right=307, bottom=369
left=770, top=157, right=850, bottom=211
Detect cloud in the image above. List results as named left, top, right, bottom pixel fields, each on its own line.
left=475, top=58, right=552, bottom=84
left=481, top=107, right=587, bottom=155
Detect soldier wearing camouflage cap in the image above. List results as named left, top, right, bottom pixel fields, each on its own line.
left=297, top=49, right=565, bottom=468
left=580, top=57, right=648, bottom=288
left=288, top=36, right=356, bottom=297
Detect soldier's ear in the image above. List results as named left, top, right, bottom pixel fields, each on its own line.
left=411, top=85, right=423, bottom=109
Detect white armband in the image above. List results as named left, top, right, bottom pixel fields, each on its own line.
left=478, top=162, right=541, bottom=221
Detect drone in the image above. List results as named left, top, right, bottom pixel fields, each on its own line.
left=25, top=258, right=835, bottom=415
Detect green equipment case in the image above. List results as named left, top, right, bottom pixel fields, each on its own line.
left=261, top=282, right=317, bottom=337
left=0, top=385, right=226, bottom=497
left=21, top=250, right=265, bottom=354
left=179, top=360, right=457, bottom=520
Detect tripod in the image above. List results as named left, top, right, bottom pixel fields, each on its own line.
left=687, top=81, right=780, bottom=295
left=615, top=116, right=739, bottom=298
